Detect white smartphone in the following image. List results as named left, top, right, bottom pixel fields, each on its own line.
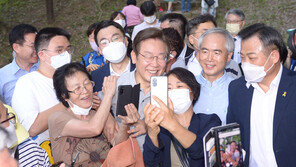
left=150, top=76, right=168, bottom=108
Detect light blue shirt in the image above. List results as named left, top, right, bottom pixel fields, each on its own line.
left=193, top=72, right=234, bottom=125
left=0, top=58, right=39, bottom=106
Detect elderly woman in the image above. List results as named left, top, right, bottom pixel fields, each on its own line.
left=49, top=63, right=139, bottom=166
left=143, top=67, right=221, bottom=166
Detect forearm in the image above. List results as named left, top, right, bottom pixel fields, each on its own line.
left=167, top=120, right=196, bottom=149
left=28, top=103, right=64, bottom=137
left=88, top=94, right=113, bottom=134
left=114, top=124, right=130, bottom=145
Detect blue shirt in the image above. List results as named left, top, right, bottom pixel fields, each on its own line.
left=80, top=51, right=105, bottom=67
left=0, top=58, right=39, bottom=106
left=193, top=72, right=234, bottom=125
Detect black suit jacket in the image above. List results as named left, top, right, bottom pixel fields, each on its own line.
left=227, top=66, right=296, bottom=166
left=91, top=60, right=136, bottom=92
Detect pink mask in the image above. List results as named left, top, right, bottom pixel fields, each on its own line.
left=90, top=41, right=99, bottom=52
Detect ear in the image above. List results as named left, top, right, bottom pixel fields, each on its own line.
left=271, top=50, right=280, bottom=64
left=124, top=36, right=129, bottom=46
left=241, top=21, right=246, bottom=29
left=38, top=51, right=46, bottom=61
left=131, top=50, right=137, bottom=64
left=188, top=35, right=195, bottom=47
left=12, top=43, right=20, bottom=53
left=227, top=51, right=233, bottom=63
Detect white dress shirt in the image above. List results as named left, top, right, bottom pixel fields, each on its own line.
left=233, top=36, right=242, bottom=63
left=110, top=61, right=130, bottom=76
left=186, top=51, right=202, bottom=76
left=248, top=65, right=283, bottom=167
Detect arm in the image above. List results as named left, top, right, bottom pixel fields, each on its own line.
left=29, top=103, right=65, bottom=137
left=60, top=76, right=117, bottom=138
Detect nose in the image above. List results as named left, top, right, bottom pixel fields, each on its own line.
left=206, top=52, right=214, bottom=61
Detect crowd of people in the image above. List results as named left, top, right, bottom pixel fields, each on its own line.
left=0, top=0, right=296, bottom=166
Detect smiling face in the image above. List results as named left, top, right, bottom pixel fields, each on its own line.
left=131, top=38, right=167, bottom=86
left=13, top=33, right=38, bottom=64
left=198, top=33, right=232, bottom=82
left=65, top=71, right=93, bottom=109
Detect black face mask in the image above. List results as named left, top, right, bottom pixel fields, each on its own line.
left=287, top=28, right=296, bottom=59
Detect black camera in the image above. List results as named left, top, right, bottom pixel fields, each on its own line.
left=287, top=28, right=296, bottom=59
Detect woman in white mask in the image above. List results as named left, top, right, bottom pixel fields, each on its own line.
left=143, top=67, right=221, bottom=166
left=49, top=63, right=140, bottom=166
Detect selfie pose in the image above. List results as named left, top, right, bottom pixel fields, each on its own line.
left=143, top=68, right=221, bottom=166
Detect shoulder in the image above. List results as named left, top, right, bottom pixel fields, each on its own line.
left=117, top=71, right=134, bottom=85
left=0, top=62, right=14, bottom=73
left=229, top=77, right=245, bottom=90
left=15, top=71, right=39, bottom=87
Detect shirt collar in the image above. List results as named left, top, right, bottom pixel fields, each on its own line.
left=179, top=43, right=187, bottom=60
left=110, top=61, right=130, bottom=76
left=197, top=71, right=228, bottom=87
left=10, top=58, right=39, bottom=75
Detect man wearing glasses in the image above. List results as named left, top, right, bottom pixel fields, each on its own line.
left=91, top=20, right=135, bottom=93
left=110, top=27, right=168, bottom=151
left=0, top=100, right=50, bottom=166
left=12, top=27, right=70, bottom=145
left=0, top=24, right=39, bottom=106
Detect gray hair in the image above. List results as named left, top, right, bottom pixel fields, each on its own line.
left=225, top=8, right=245, bottom=21
left=197, top=28, right=235, bottom=54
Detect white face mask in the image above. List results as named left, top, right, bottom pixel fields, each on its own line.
left=102, top=42, right=127, bottom=63
left=6, top=122, right=17, bottom=149
left=114, top=19, right=126, bottom=28
left=168, top=89, right=192, bottom=114
left=241, top=54, right=274, bottom=84
left=226, top=23, right=241, bottom=35
left=46, top=51, right=71, bottom=69
left=68, top=100, right=92, bottom=116
left=144, top=15, right=156, bottom=24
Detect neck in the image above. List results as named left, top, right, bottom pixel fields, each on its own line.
left=38, top=62, right=55, bottom=78
left=15, top=56, right=33, bottom=71
left=174, top=106, right=193, bottom=127
left=202, top=71, right=224, bottom=86
left=146, top=19, right=157, bottom=25
left=134, top=71, right=150, bottom=94
left=110, top=56, right=130, bottom=74
left=258, top=63, right=281, bottom=93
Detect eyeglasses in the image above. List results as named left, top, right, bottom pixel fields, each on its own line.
left=139, top=52, right=167, bottom=63
left=0, top=109, right=16, bottom=125
left=68, top=81, right=95, bottom=95
left=42, top=45, right=74, bottom=55
left=99, top=34, right=123, bottom=47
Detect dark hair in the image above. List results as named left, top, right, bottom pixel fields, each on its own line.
left=239, top=23, right=288, bottom=63
left=162, top=28, right=183, bottom=58
left=167, top=67, right=200, bottom=105
left=86, top=23, right=99, bottom=37
left=133, top=27, right=169, bottom=56
left=9, top=24, right=37, bottom=48
left=127, top=0, right=136, bottom=5
left=186, top=14, right=217, bottom=36
left=94, top=20, right=125, bottom=46
left=53, top=63, right=92, bottom=108
left=159, top=13, right=188, bottom=39
left=140, top=1, right=156, bottom=16
left=35, top=27, right=71, bottom=53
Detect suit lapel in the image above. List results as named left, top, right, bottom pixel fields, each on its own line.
left=273, top=67, right=293, bottom=140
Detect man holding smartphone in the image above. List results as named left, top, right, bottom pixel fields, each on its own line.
left=111, top=27, right=169, bottom=151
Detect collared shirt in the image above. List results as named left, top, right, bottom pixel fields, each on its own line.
left=186, top=51, right=203, bottom=76
left=110, top=61, right=131, bottom=76
left=248, top=65, right=283, bottom=167
left=111, top=70, right=150, bottom=151
left=0, top=58, right=39, bottom=106
left=170, top=43, right=189, bottom=70
left=193, top=72, right=234, bottom=125
left=131, top=20, right=161, bottom=41
left=232, top=36, right=242, bottom=63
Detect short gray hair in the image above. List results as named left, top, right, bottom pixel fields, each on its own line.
left=197, top=28, right=235, bottom=54
left=225, top=8, right=245, bottom=21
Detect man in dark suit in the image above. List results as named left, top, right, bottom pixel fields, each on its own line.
left=227, top=23, right=296, bottom=167
left=91, top=20, right=136, bottom=92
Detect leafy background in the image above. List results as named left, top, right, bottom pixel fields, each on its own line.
left=0, top=0, right=295, bottom=67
